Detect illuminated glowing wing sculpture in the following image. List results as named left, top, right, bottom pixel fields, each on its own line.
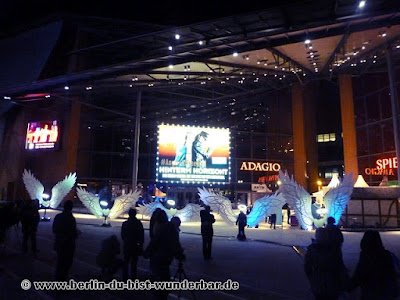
left=23, top=169, right=76, bottom=209
left=197, top=187, right=236, bottom=224
left=76, top=187, right=103, bottom=218
left=49, top=173, right=77, bottom=209
left=278, top=171, right=314, bottom=230
left=23, top=169, right=44, bottom=205
left=246, top=192, right=286, bottom=228
left=137, top=202, right=173, bottom=219
left=108, top=190, right=141, bottom=219
left=323, top=173, right=354, bottom=224
left=174, top=203, right=203, bottom=222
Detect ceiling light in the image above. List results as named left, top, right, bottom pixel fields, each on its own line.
left=198, top=40, right=204, bottom=45
left=64, top=86, right=69, bottom=90
left=175, top=34, right=180, bottom=40
left=358, top=0, right=366, bottom=8
left=233, top=52, right=238, bottom=57
left=168, top=46, right=173, bottom=51
left=304, top=39, right=311, bottom=44
left=169, top=64, right=173, bottom=69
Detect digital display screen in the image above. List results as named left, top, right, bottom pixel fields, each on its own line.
left=25, top=120, right=60, bottom=150
left=156, top=124, right=230, bottom=184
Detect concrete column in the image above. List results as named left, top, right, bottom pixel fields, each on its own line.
left=339, top=75, right=358, bottom=181
left=292, top=83, right=308, bottom=188
left=132, top=91, right=141, bottom=192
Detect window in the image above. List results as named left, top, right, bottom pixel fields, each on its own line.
left=317, top=133, right=336, bottom=143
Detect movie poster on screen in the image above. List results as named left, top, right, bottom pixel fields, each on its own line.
left=25, top=120, right=60, bottom=150
left=156, top=124, right=230, bottom=184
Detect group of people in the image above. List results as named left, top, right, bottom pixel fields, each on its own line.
left=305, top=217, right=398, bottom=300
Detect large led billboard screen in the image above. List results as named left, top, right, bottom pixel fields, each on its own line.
left=25, top=120, right=60, bottom=150
left=156, top=124, right=230, bottom=184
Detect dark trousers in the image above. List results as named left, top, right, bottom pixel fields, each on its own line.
left=123, top=253, right=139, bottom=280
left=238, top=224, right=246, bottom=236
left=22, top=229, right=37, bottom=253
left=55, top=247, right=75, bottom=281
left=202, top=233, right=213, bottom=259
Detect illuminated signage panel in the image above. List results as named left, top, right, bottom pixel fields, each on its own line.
left=25, top=120, right=60, bottom=150
left=156, top=124, right=230, bottom=184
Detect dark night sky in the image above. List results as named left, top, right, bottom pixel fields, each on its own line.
left=1, top=0, right=301, bottom=29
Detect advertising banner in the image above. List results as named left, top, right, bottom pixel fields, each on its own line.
left=25, top=120, right=60, bottom=150
left=156, top=124, right=230, bottom=184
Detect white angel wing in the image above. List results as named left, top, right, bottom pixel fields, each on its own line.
left=324, top=172, right=354, bottom=224
left=108, top=189, right=141, bottom=219
left=49, top=173, right=77, bottom=208
left=197, top=187, right=236, bottom=224
left=76, top=187, right=103, bottom=218
left=137, top=202, right=173, bottom=219
left=278, top=170, right=314, bottom=230
left=246, top=192, right=286, bottom=228
left=22, top=169, right=44, bottom=204
left=174, top=203, right=203, bottom=222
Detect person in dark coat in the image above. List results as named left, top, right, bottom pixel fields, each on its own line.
left=20, top=199, right=40, bottom=254
left=53, top=200, right=78, bottom=281
left=96, top=234, right=124, bottom=281
left=350, top=230, right=397, bottom=300
left=200, top=205, right=215, bottom=259
left=144, top=216, right=185, bottom=300
left=149, top=208, right=162, bottom=240
left=121, top=208, right=144, bottom=280
left=270, top=213, right=277, bottom=229
left=326, top=217, right=344, bottom=250
left=236, top=211, right=247, bottom=241
left=304, top=227, right=349, bottom=300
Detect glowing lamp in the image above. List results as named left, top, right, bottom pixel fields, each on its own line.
left=238, top=204, right=247, bottom=211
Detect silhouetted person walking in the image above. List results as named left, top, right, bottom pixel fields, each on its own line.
left=305, top=227, right=349, bottom=300
left=200, top=205, right=215, bottom=259
left=350, top=230, right=397, bottom=300
left=21, top=199, right=40, bottom=255
left=121, top=208, right=144, bottom=280
left=144, top=216, right=185, bottom=300
left=236, top=211, right=247, bottom=241
left=270, top=213, right=277, bottom=229
left=149, top=208, right=162, bottom=239
left=53, top=200, right=78, bottom=281
left=326, top=217, right=344, bottom=254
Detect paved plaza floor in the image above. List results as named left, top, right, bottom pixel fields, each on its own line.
left=0, top=208, right=399, bottom=300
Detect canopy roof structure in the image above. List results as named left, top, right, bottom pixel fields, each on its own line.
left=1, top=0, right=399, bottom=132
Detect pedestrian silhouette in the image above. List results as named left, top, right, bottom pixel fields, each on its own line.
left=149, top=208, right=162, bottom=239
left=349, top=230, right=398, bottom=300
left=236, top=211, right=247, bottom=241
left=20, top=199, right=40, bottom=255
left=304, top=227, right=349, bottom=300
left=200, top=205, right=215, bottom=260
left=326, top=217, right=344, bottom=257
left=53, top=200, right=78, bottom=281
left=121, top=208, right=144, bottom=280
left=96, top=234, right=124, bottom=281
left=270, top=213, right=277, bottom=229
left=144, top=216, right=185, bottom=300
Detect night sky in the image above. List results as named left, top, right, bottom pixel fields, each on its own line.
left=1, top=0, right=301, bottom=30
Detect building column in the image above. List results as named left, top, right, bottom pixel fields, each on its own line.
left=339, top=75, right=358, bottom=181
left=66, top=102, right=81, bottom=174
left=292, top=82, right=308, bottom=188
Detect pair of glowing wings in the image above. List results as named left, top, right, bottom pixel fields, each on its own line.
left=137, top=202, right=203, bottom=222
left=76, top=187, right=141, bottom=219
left=22, top=169, right=77, bottom=208
left=197, top=187, right=285, bottom=227
left=277, top=170, right=354, bottom=229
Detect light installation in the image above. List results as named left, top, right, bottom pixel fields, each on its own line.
left=76, top=187, right=141, bottom=226
left=278, top=171, right=354, bottom=229
left=22, top=169, right=76, bottom=221
left=137, top=202, right=203, bottom=222
left=156, top=124, right=230, bottom=184
left=197, top=187, right=285, bottom=227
